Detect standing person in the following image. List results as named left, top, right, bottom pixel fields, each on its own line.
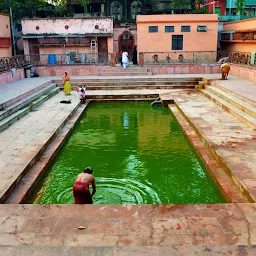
left=63, top=71, right=71, bottom=95
left=119, top=50, right=123, bottom=66
left=132, top=45, right=138, bottom=65
left=73, top=167, right=96, bottom=204
left=122, top=50, right=129, bottom=70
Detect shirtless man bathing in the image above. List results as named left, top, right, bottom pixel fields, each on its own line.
left=73, top=167, right=96, bottom=204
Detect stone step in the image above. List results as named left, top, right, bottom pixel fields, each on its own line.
left=169, top=105, right=246, bottom=203
left=0, top=80, right=52, bottom=110
left=6, top=103, right=88, bottom=204
left=0, top=87, right=60, bottom=133
left=174, top=94, right=256, bottom=202
left=102, top=67, right=148, bottom=71
left=100, top=72, right=152, bottom=76
left=53, top=77, right=201, bottom=84
left=59, top=85, right=196, bottom=91
left=0, top=93, right=81, bottom=203
left=88, top=94, right=158, bottom=100
left=211, top=82, right=256, bottom=107
left=200, top=89, right=256, bottom=130
left=0, top=83, right=57, bottom=122
left=206, top=86, right=256, bottom=119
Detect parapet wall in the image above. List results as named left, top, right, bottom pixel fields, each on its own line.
left=35, top=64, right=221, bottom=77
left=230, top=64, right=256, bottom=83
left=0, top=68, right=24, bottom=86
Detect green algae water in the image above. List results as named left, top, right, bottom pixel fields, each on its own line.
left=33, top=102, right=225, bottom=204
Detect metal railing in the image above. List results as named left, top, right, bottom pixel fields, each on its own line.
left=1, top=51, right=256, bottom=73
left=143, top=51, right=256, bottom=66
left=218, top=14, right=256, bottom=22
left=24, top=53, right=111, bottom=66
left=143, top=51, right=218, bottom=64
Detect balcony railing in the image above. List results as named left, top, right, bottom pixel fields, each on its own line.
left=219, top=14, right=256, bottom=22
left=24, top=53, right=111, bottom=66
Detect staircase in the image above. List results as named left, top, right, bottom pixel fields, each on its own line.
left=0, top=83, right=59, bottom=132
left=99, top=66, right=152, bottom=76
left=199, top=83, right=256, bottom=130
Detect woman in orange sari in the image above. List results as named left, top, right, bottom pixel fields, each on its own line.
left=63, top=71, right=71, bottom=95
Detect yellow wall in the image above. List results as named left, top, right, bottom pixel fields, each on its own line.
left=223, top=18, right=256, bottom=32
left=137, top=14, right=218, bottom=52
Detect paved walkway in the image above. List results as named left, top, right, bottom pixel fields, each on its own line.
left=0, top=78, right=52, bottom=106
left=0, top=204, right=256, bottom=255
left=0, top=92, right=80, bottom=202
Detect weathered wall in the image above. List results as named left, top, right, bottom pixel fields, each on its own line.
left=35, top=63, right=221, bottom=77
left=230, top=64, right=256, bottom=83
left=0, top=13, right=12, bottom=57
left=137, top=14, right=218, bottom=53
left=222, top=17, right=256, bottom=31
left=221, top=18, right=256, bottom=52
left=0, top=68, right=24, bottom=86
left=22, top=17, right=113, bottom=35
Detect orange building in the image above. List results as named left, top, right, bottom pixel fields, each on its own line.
left=0, top=13, right=12, bottom=57
left=220, top=17, right=256, bottom=52
left=136, top=14, right=218, bottom=53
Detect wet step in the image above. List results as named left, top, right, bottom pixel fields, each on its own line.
left=0, top=87, right=60, bottom=133
left=200, top=88, right=256, bottom=130
left=206, top=86, right=256, bottom=119
left=0, top=83, right=58, bottom=121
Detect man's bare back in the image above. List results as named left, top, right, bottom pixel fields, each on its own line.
left=76, top=173, right=95, bottom=187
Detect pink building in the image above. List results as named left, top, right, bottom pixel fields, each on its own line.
left=22, top=17, right=114, bottom=64
left=0, top=13, right=12, bottom=57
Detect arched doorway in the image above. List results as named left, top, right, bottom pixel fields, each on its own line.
left=118, top=31, right=134, bottom=58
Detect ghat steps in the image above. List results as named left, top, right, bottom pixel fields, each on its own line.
left=199, top=82, right=256, bottom=130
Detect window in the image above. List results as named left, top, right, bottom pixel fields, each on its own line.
left=165, top=26, right=174, bottom=32
left=149, top=26, right=158, bottom=33
left=181, top=26, right=190, bottom=32
left=110, top=1, right=122, bottom=20
left=131, top=1, right=142, bottom=20
left=197, top=26, right=207, bottom=32
left=172, top=35, right=183, bottom=50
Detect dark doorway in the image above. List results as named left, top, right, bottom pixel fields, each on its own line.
left=119, top=31, right=134, bottom=59
left=98, top=37, right=108, bottom=63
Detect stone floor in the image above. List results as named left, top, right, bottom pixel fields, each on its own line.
left=0, top=92, right=80, bottom=202
left=0, top=74, right=256, bottom=254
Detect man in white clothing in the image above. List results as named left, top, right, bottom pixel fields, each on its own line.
left=122, top=50, right=129, bottom=70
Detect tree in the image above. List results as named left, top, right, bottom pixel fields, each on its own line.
left=236, top=0, right=246, bottom=14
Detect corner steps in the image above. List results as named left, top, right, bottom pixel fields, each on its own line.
left=0, top=85, right=60, bottom=132
left=199, top=84, right=256, bottom=130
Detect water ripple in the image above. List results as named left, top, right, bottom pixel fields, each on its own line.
left=56, top=177, right=162, bottom=204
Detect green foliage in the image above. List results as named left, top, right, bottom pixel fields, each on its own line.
left=171, top=0, right=191, bottom=9
left=236, top=0, right=246, bottom=14
left=80, top=0, right=90, bottom=7
left=192, top=8, right=209, bottom=14
left=0, top=0, right=68, bottom=20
